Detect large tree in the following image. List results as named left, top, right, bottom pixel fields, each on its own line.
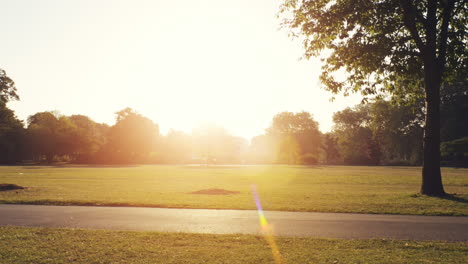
left=281, top=0, right=467, bottom=196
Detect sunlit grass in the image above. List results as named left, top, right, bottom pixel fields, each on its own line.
left=0, top=227, right=466, bottom=264
left=0, top=165, right=467, bottom=215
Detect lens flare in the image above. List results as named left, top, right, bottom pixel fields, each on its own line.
left=251, top=184, right=284, bottom=264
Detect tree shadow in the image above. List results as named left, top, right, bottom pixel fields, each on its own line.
left=410, top=193, right=468, bottom=204
left=436, top=194, right=468, bottom=204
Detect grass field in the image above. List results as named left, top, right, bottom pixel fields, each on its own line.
left=0, top=226, right=466, bottom=264
left=0, top=165, right=467, bottom=215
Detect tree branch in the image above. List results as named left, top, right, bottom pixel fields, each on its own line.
left=414, top=6, right=428, bottom=29
left=402, top=50, right=422, bottom=57
left=438, top=0, right=456, bottom=72
left=399, top=0, right=426, bottom=53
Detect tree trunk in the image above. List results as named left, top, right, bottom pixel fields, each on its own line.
left=420, top=63, right=445, bottom=196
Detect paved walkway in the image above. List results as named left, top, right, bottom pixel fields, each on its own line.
left=1, top=204, right=467, bottom=241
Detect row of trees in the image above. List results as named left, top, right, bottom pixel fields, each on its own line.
left=1, top=101, right=249, bottom=165
left=250, top=85, right=467, bottom=167
left=328, top=81, right=468, bottom=167
left=1, top=99, right=466, bottom=166
left=1, top=69, right=467, bottom=166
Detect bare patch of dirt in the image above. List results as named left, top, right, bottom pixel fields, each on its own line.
left=190, top=188, right=240, bottom=195
left=0, top=184, right=25, bottom=192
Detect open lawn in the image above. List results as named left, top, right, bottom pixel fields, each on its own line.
left=0, top=165, right=467, bottom=215
left=0, top=226, right=467, bottom=264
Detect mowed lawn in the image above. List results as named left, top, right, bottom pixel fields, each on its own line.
left=0, top=227, right=467, bottom=264
left=0, top=165, right=467, bottom=215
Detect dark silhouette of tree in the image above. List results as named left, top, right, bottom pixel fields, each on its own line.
left=333, top=106, right=381, bottom=165
left=440, top=82, right=468, bottom=142
left=0, top=102, right=24, bottom=164
left=26, top=112, right=77, bottom=163
left=0, top=68, right=23, bottom=164
left=441, top=137, right=468, bottom=167
left=68, top=115, right=108, bottom=163
left=322, top=133, right=340, bottom=165
left=439, top=82, right=468, bottom=167
left=370, top=100, right=423, bottom=165
left=0, top=69, right=19, bottom=103
left=332, top=101, right=426, bottom=166
left=281, top=0, right=467, bottom=195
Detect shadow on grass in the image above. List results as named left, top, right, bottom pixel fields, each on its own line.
left=437, top=194, right=468, bottom=204
left=410, top=193, right=468, bottom=204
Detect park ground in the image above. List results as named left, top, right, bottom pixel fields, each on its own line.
left=1, top=165, right=467, bottom=263
left=0, top=165, right=467, bottom=215
left=0, top=226, right=467, bottom=264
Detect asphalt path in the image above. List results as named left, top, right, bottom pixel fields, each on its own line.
left=0, top=204, right=467, bottom=241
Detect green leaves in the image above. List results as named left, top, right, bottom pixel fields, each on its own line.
left=0, top=69, right=19, bottom=104
left=279, top=0, right=467, bottom=100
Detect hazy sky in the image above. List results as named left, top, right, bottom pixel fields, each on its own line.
left=1, top=0, right=362, bottom=139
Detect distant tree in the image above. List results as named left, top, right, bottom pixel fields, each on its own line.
left=439, top=82, right=468, bottom=167
left=440, top=82, right=468, bottom=142
left=26, top=112, right=57, bottom=162
left=161, top=129, right=193, bottom=164
left=192, top=124, right=246, bottom=164
left=26, top=112, right=77, bottom=163
left=278, top=134, right=302, bottom=164
left=104, top=108, right=159, bottom=163
left=441, top=137, right=468, bottom=167
left=370, top=100, right=424, bottom=165
left=0, top=68, right=23, bottom=163
left=267, top=111, right=321, bottom=164
left=0, top=102, right=24, bottom=163
left=68, top=115, right=108, bottom=162
left=322, top=133, right=340, bottom=165
left=281, top=0, right=467, bottom=195
left=333, top=106, right=381, bottom=165
left=0, top=69, right=19, bottom=103
left=248, top=134, right=279, bottom=164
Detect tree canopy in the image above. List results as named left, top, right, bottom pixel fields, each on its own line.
left=0, top=69, right=19, bottom=103
left=280, top=0, right=467, bottom=99
left=104, top=108, right=160, bottom=163
left=263, top=111, right=322, bottom=164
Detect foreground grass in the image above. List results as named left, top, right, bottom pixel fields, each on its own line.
left=0, top=226, right=466, bottom=264
left=0, top=165, right=467, bottom=215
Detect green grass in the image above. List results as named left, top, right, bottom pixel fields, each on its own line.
left=0, top=226, right=466, bottom=264
left=0, top=165, right=467, bottom=215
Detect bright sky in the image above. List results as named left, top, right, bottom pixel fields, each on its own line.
left=1, top=0, right=362, bottom=139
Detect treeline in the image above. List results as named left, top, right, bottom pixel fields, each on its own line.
left=1, top=70, right=467, bottom=166
left=2, top=100, right=466, bottom=166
